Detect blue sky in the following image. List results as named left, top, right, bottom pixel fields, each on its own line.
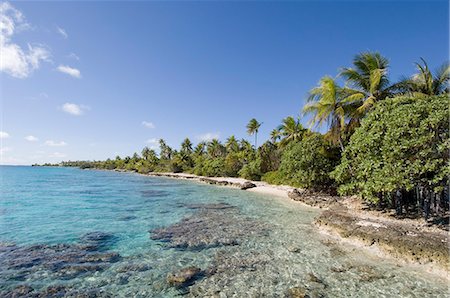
left=1, top=0, right=448, bottom=165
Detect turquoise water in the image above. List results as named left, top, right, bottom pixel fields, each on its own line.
left=0, top=166, right=448, bottom=297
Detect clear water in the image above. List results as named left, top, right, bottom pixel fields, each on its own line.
left=0, top=166, right=448, bottom=297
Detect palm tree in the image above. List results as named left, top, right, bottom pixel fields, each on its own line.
left=246, top=118, right=262, bottom=148
left=397, top=58, right=450, bottom=96
left=270, top=128, right=281, bottom=144
left=340, top=52, right=396, bottom=115
left=225, top=135, right=240, bottom=153
left=194, top=142, right=206, bottom=156
left=141, top=146, right=151, bottom=160
left=303, top=76, right=352, bottom=150
left=159, top=139, right=173, bottom=160
left=180, top=138, right=193, bottom=155
left=207, top=139, right=226, bottom=158
left=277, top=116, right=307, bottom=148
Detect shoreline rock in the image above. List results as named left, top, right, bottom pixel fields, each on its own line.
left=314, top=209, right=449, bottom=269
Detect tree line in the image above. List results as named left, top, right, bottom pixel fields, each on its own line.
left=53, top=52, right=449, bottom=220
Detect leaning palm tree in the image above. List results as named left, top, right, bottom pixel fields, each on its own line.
left=270, top=128, right=281, bottom=144
left=303, top=76, right=354, bottom=150
left=397, top=58, right=450, bottom=96
left=278, top=116, right=307, bottom=148
left=340, top=52, right=396, bottom=115
left=246, top=118, right=262, bottom=148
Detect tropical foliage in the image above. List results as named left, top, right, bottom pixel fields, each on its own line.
left=49, top=52, right=449, bottom=218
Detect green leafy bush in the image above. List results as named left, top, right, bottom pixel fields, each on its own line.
left=238, top=159, right=262, bottom=181
left=331, top=95, right=449, bottom=203
left=278, top=134, right=338, bottom=189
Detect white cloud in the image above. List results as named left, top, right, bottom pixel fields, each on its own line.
left=146, top=138, right=159, bottom=149
left=142, top=121, right=155, bottom=129
left=49, top=152, right=66, bottom=158
left=45, top=140, right=67, bottom=147
left=56, top=26, right=68, bottom=39
left=196, top=132, right=220, bottom=142
left=61, top=103, right=89, bottom=116
left=0, top=2, right=51, bottom=78
left=0, top=131, right=10, bottom=139
left=57, top=65, right=81, bottom=78
left=24, top=135, right=38, bottom=142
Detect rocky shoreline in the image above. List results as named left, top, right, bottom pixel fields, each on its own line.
left=144, top=172, right=450, bottom=275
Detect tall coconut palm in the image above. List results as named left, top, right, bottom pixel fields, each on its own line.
left=207, top=139, right=226, bottom=158
left=180, top=138, right=193, bottom=155
left=194, top=142, right=206, bottom=156
left=225, top=135, right=240, bottom=153
left=246, top=118, right=262, bottom=148
left=340, top=52, right=396, bottom=115
left=158, top=139, right=173, bottom=160
left=397, top=58, right=450, bottom=96
left=303, top=76, right=355, bottom=150
left=278, top=116, right=307, bottom=148
left=141, top=146, right=151, bottom=161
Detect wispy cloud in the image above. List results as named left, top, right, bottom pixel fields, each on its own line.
left=146, top=138, right=159, bottom=149
left=142, top=121, right=155, bottom=129
left=25, top=135, right=38, bottom=142
left=0, top=131, right=10, bottom=139
left=56, top=26, right=68, bottom=39
left=61, top=103, right=89, bottom=116
left=0, top=2, right=51, bottom=78
left=57, top=65, right=81, bottom=78
left=45, top=140, right=67, bottom=147
left=67, top=52, right=80, bottom=60
left=196, top=132, right=220, bottom=142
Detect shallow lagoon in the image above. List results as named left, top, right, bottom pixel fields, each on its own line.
left=0, top=166, right=448, bottom=297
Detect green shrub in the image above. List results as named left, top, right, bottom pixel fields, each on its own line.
left=331, top=95, right=449, bottom=203
left=261, top=170, right=284, bottom=185
left=278, top=134, right=338, bottom=189
left=238, top=159, right=262, bottom=181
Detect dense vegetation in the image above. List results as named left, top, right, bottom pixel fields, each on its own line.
left=47, top=53, right=449, bottom=219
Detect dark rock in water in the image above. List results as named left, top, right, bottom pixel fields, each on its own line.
left=80, top=231, right=113, bottom=243
left=117, top=215, right=137, bottom=221
left=183, top=202, right=236, bottom=210
left=80, top=231, right=115, bottom=251
left=140, top=189, right=169, bottom=198
left=287, top=246, right=302, bottom=253
left=0, top=242, right=121, bottom=285
left=166, top=266, right=202, bottom=287
left=240, top=181, right=256, bottom=190
left=287, top=286, right=308, bottom=298
left=40, top=285, right=69, bottom=297
left=150, top=205, right=269, bottom=250
left=308, top=273, right=324, bottom=285
left=1, top=285, right=35, bottom=298
left=116, top=262, right=151, bottom=273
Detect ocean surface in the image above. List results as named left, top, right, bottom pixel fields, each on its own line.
left=0, top=166, right=448, bottom=297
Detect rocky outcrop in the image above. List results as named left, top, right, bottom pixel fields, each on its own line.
left=150, top=204, right=269, bottom=250
left=167, top=266, right=203, bottom=287
left=240, top=181, right=257, bottom=190
left=288, top=189, right=339, bottom=208
left=315, top=209, right=449, bottom=267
